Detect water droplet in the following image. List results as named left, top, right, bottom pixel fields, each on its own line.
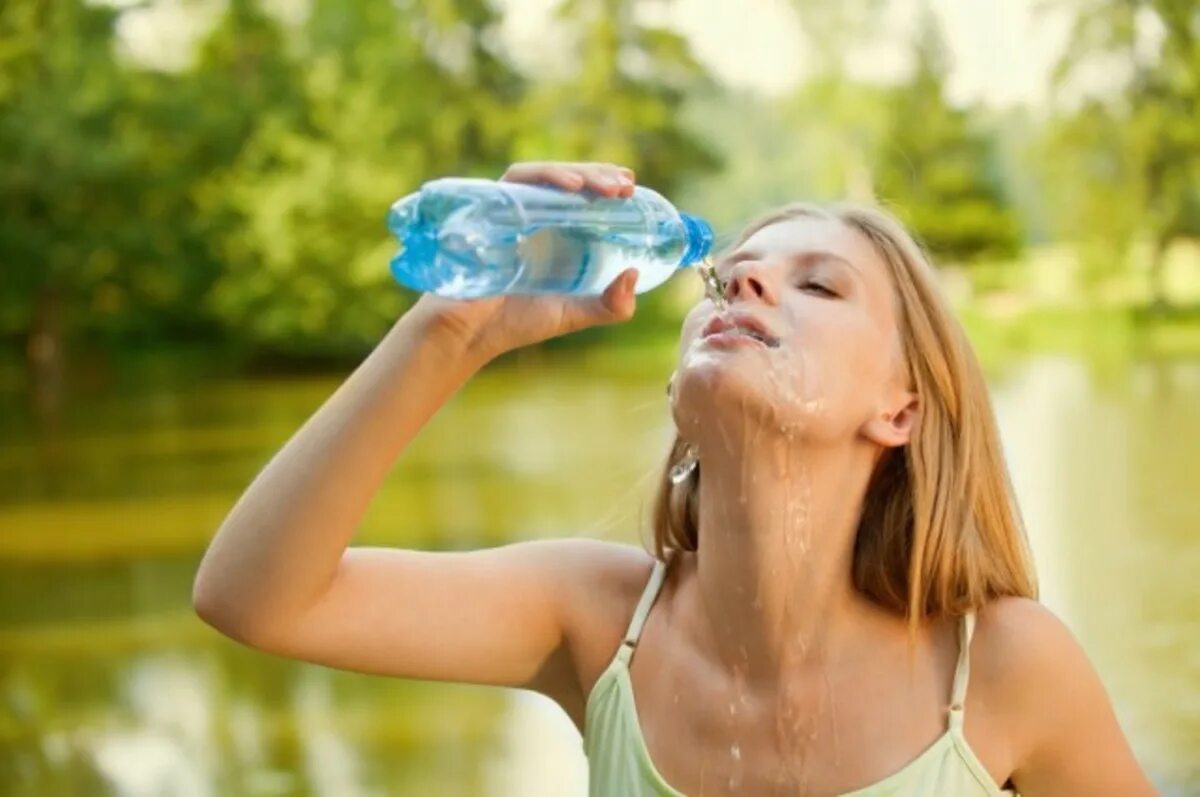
left=669, top=446, right=699, bottom=483
left=730, top=742, right=741, bottom=761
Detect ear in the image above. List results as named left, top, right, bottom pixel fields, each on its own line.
left=863, top=391, right=919, bottom=449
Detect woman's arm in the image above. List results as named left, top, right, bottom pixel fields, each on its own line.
left=977, top=598, right=1158, bottom=796
left=192, top=304, right=490, bottom=644
left=193, top=161, right=644, bottom=723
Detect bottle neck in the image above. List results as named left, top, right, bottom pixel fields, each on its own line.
left=679, top=213, right=714, bottom=267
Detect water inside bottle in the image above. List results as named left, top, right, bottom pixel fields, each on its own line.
left=511, top=224, right=689, bottom=295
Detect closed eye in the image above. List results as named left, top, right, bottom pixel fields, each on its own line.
left=801, top=281, right=838, bottom=298
left=714, top=276, right=838, bottom=298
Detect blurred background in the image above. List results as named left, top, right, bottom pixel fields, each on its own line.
left=2, top=0, right=1198, bottom=794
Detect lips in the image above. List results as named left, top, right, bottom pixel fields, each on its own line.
left=701, top=312, right=781, bottom=348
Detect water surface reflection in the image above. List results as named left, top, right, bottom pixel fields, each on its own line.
left=1, top=354, right=1195, bottom=794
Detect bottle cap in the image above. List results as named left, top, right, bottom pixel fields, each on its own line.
left=679, top=213, right=714, bottom=267
left=389, top=223, right=438, bottom=291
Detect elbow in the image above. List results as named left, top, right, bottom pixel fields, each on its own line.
left=192, top=568, right=299, bottom=654
left=192, top=572, right=261, bottom=646
left=192, top=576, right=235, bottom=636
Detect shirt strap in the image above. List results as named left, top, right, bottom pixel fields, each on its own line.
left=948, top=611, right=976, bottom=729
left=617, top=558, right=668, bottom=665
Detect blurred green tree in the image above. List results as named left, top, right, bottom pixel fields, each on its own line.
left=872, top=8, right=1022, bottom=263
left=1047, top=0, right=1200, bottom=308
left=787, top=0, right=888, bottom=201
left=514, top=0, right=720, bottom=195
left=0, top=0, right=725, bottom=368
left=0, top=0, right=217, bottom=373
left=201, top=0, right=527, bottom=359
left=676, top=2, right=891, bottom=233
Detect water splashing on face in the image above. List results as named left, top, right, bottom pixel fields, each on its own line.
left=698, top=256, right=728, bottom=312
left=676, top=248, right=841, bottom=793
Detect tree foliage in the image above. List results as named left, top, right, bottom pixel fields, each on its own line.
left=1045, top=0, right=1200, bottom=304
left=873, top=10, right=1022, bottom=263
left=0, top=0, right=720, bottom=363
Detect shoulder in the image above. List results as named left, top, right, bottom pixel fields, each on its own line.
left=535, top=538, right=659, bottom=691
left=970, top=597, right=1093, bottom=723
left=531, top=537, right=657, bottom=636
left=533, top=537, right=658, bottom=604
left=972, top=596, right=1080, bottom=672
left=970, top=598, right=1152, bottom=792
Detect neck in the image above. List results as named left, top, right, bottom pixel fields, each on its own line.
left=685, top=423, right=882, bottom=685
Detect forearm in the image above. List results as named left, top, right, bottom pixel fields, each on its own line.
left=193, top=303, right=490, bottom=639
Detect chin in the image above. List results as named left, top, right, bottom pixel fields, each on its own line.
left=672, top=361, right=814, bottom=441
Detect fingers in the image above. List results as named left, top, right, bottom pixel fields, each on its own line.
left=500, top=161, right=636, bottom=198
left=558, top=267, right=638, bottom=334
left=598, top=268, right=639, bottom=323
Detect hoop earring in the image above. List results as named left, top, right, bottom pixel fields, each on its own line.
left=669, top=443, right=699, bottom=484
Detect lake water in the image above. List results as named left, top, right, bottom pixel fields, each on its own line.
left=1, top=349, right=1197, bottom=795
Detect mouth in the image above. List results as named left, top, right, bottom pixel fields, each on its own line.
left=701, top=312, right=781, bottom=348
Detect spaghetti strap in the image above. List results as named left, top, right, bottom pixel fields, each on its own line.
left=616, top=558, right=668, bottom=665
left=948, top=612, right=976, bottom=730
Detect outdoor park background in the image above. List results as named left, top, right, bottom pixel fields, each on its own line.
left=1, top=0, right=1198, bottom=794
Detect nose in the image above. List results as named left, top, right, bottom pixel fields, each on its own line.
left=724, top=260, right=777, bottom=305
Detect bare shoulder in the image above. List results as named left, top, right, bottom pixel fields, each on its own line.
left=972, top=596, right=1081, bottom=675
left=970, top=597, right=1155, bottom=794
left=538, top=537, right=657, bottom=613
left=543, top=539, right=658, bottom=690
left=970, top=597, right=1092, bottom=720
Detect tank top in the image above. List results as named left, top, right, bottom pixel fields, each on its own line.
left=583, top=558, right=1019, bottom=796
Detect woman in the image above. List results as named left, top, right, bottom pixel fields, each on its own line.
left=194, top=161, right=1156, bottom=795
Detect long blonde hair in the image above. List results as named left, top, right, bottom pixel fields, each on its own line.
left=650, top=202, right=1038, bottom=628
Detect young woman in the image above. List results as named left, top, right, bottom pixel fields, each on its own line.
left=194, top=161, right=1156, bottom=796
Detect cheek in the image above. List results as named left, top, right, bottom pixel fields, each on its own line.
left=790, top=329, right=887, bottom=419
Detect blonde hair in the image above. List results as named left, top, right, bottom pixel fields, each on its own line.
left=650, top=202, right=1038, bottom=628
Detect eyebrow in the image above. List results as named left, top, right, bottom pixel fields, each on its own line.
left=715, top=249, right=863, bottom=278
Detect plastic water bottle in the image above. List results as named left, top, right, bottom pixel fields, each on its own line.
left=386, top=177, right=714, bottom=299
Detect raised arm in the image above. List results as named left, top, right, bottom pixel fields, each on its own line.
left=193, top=162, right=644, bottom=723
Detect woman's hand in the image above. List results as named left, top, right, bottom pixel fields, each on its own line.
left=408, top=161, right=641, bottom=364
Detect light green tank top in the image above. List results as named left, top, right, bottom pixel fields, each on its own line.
left=583, top=559, right=1018, bottom=796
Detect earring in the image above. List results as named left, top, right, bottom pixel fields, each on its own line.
left=669, top=443, right=699, bottom=484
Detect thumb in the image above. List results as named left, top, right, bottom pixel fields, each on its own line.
left=561, top=268, right=638, bottom=334
left=596, top=268, right=638, bottom=324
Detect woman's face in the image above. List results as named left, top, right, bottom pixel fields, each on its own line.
left=673, top=215, right=911, bottom=447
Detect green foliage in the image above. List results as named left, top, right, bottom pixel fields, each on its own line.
left=0, top=0, right=221, bottom=348
left=516, top=0, right=720, bottom=191
left=201, top=0, right=526, bottom=357
left=0, top=0, right=720, bottom=363
left=1045, top=0, right=1200, bottom=304
left=5, top=0, right=1195, bottom=366
left=872, top=11, right=1022, bottom=263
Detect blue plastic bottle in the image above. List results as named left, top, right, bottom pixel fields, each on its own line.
left=386, top=177, right=713, bottom=299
